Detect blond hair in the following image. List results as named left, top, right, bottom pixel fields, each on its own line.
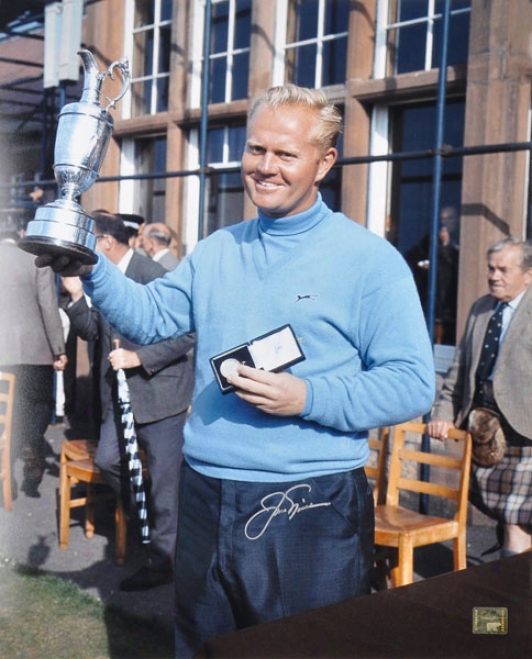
left=248, top=84, right=342, bottom=152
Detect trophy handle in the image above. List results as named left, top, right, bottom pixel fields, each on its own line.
left=102, top=58, right=131, bottom=111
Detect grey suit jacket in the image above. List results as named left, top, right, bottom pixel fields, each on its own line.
left=66, top=251, right=194, bottom=424
left=0, top=241, right=65, bottom=366
left=155, top=249, right=180, bottom=271
left=432, top=287, right=532, bottom=439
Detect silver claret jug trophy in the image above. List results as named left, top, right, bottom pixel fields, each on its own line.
left=19, top=49, right=130, bottom=264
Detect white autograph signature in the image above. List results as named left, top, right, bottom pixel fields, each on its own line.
left=244, top=484, right=332, bottom=540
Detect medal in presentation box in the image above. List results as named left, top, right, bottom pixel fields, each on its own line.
left=210, top=324, right=305, bottom=394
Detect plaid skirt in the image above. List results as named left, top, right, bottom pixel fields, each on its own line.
left=470, top=444, right=532, bottom=526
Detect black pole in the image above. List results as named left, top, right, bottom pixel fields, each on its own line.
left=421, top=0, right=452, bottom=511
left=198, top=0, right=212, bottom=242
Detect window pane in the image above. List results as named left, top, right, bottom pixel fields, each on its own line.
left=134, top=136, right=167, bottom=224
left=160, top=0, right=173, bottom=21
left=318, top=120, right=342, bottom=209
left=153, top=136, right=167, bottom=172
left=133, top=29, right=154, bottom=78
left=324, top=0, right=349, bottom=36
left=322, top=37, right=347, bottom=86
left=436, top=0, right=471, bottom=12
left=158, top=24, right=172, bottom=73
left=293, top=0, right=319, bottom=42
left=131, top=79, right=152, bottom=117
left=211, top=1, right=229, bottom=54
left=207, top=128, right=225, bottom=163
left=320, top=166, right=342, bottom=212
left=156, top=77, right=169, bottom=113
left=432, top=11, right=470, bottom=68
left=395, top=23, right=427, bottom=74
left=398, top=0, right=430, bottom=22
left=232, top=52, right=249, bottom=100
left=207, top=172, right=244, bottom=234
left=228, top=125, right=246, bottom=161
left=234, top=0, right=252, bottom=49
left=135, top=0, right=155, bottom=28
left=209, top=57, right=227, bottom=103
left=287, top=43, right=317, bottom=87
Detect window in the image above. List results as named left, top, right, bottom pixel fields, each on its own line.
left=206, top=125, right=246, bottom=234
left=283, top=0, right=349, bottom=88
left=134, top=136, right=167, bottom=223
left=375, top=0, right=471, bottom=78
left=208, top=0, right=251, bottom=104
left=390, top=98, right=465, bottom=344
left=129, top=0, right=172, bottom=116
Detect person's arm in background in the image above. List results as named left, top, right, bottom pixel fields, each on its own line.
left=36, top=265, right=67, bottom=370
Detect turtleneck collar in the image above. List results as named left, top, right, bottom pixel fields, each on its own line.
left=257, top=194, right=329, bottom=236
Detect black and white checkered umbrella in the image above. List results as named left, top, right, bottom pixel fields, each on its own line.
left=115, top=366, right=150, bottom=545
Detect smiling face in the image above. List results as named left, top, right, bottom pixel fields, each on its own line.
left=487, top=245, right=532, bottom=303
left=241, top=104, right=337, bottom=218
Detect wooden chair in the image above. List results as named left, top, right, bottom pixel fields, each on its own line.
left=374, top=421, right=472, bottom=587
left=59, top=439, right=127, bottom=565
left=365, top=426, right=389, bottom=505
left=0, top=372, right=16, bottom=511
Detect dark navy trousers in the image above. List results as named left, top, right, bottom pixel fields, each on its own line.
left=174, top=461, right=374, bottom=658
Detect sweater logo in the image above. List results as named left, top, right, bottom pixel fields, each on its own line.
left=295, top=293, right=319, bottom=303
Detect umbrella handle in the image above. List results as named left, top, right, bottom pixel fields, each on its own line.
left=112, top=338, right=121, bottom=350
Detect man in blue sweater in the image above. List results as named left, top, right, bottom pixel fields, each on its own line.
left=37, top=84, right=435, bottom=657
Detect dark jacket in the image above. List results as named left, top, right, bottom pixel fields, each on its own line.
left=66, top=251, right=194, bottom=424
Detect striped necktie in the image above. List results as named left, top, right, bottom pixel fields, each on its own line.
left=476, top=302, right=506, bottom=381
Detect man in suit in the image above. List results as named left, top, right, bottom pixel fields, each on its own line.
left=62, top=211, right=194, bottom=590
left=429, top=236, right=532, bottom=557
left=143, top=222, right=180, bottom=271
left=0, top=228, right=67, bottom=498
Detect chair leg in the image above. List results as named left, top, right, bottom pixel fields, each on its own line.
left=1, top=449, right=12, bottom=511
left=115, top=499, right=127, bottom=565
left=391, top=536, right=414, bottom=587
left=59, top=463, right=71, bottom=550
left=2, top=477, right=12, bottom=511
left=85, top=483, right=96, bottom=539
left=454, top=533, right=467, bottom=571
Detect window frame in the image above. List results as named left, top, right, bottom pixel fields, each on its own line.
left=122, top=0, right=173, bottom=118
left=273, top=0, right=349, bottom=88
left=374, top=0, right=472, bottom=79
left=190, top=0, right=252, bottom=108
left=185, top=123, right=245, bottom=250
left=118, top=134, right=168, bottom=223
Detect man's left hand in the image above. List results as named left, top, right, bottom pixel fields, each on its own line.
left=226, top=364, right=307, bottom=416
left=109, top=348, right=141, bottom=371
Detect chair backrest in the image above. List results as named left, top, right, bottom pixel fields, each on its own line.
left=365, top=426, right=389, bottom=505
left=0, top=371, right=15, bottom=437
left=385, top=421, right=472, bottom=524
left=0, top=371, right=16, bottom=465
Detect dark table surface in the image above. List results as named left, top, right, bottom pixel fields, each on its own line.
left=194, top=552, right=531, bottom=659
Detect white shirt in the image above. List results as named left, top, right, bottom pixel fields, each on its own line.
left=500, top=289, right=526, bottom=344
left=152, top=248, right=170, bottom=263
left=117, top=247, right=135, bottom=274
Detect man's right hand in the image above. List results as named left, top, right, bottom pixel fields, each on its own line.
left=35, top=254, right=95, bottom=277
left=427, top=419, right=456, bottom=441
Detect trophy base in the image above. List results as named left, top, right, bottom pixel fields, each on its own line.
left=19, top=202, right=98, bottom=265
left=18, top=235, right=98, bottom=265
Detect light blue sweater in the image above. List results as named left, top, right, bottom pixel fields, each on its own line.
left=83, top=197, right=435, bottom=482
